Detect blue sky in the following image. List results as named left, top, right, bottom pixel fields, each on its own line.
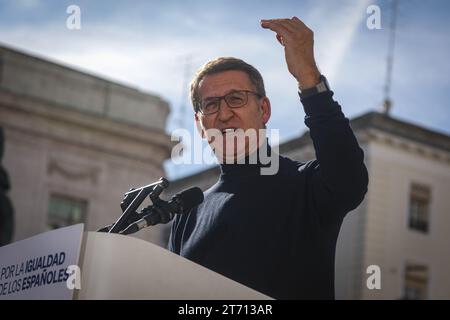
left=1, top=0, right=449, bottom=180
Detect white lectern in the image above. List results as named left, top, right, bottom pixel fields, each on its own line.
left=0, top=224, right=270, bottom=300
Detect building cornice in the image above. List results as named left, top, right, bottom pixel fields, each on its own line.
left=0, top=89, right=175, bottom=165
left=280, top=111, right=450, bottom=164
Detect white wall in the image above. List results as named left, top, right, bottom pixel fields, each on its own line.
left=361, top=134, right=450, bottom=299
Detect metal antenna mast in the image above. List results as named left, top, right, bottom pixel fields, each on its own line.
left=172, top=54, right=192, bottom=178
left=382, top=0, right=399, bottom=115
left=177, top=54, right=192, bottom=131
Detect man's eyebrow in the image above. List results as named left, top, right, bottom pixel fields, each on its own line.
left=202, top=88, right=247, bottom=100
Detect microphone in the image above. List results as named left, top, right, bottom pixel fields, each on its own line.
left=120, top=187, right=204, bottom=235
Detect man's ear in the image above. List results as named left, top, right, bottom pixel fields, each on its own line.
left=260, top=97, right=271, bottom=125
left=194, top=113, right=206, bottom=139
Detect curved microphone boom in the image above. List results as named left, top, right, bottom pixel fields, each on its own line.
left=121, top=187, right=204, bottom=235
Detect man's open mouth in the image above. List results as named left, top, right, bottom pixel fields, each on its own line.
left=221, top=128, right=238, bottom=135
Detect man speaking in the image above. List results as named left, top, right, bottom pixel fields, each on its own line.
left=169, top=17, right=368, bottom=299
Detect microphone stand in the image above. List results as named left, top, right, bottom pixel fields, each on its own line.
left=102, top=177, right=169, bottom=234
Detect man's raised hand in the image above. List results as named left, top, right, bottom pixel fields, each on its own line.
left=261, top=17, right=321, bottom=90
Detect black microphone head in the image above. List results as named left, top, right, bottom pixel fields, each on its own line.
left=172, top=187, right=204, bottom=214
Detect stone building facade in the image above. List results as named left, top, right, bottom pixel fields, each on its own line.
left=0, top=45, right=173, bottom=245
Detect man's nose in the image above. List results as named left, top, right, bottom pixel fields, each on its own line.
left=217, top=98, right=234, bottom=121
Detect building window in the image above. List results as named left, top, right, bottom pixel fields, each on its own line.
left=408, top=183, right=431, bottom=233
left=403, top=264, right=428, bottom=300
left=47, top=194, right=87, bottom=230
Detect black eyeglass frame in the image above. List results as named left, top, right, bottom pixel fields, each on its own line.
left=196, top=90, right=263, bottom=115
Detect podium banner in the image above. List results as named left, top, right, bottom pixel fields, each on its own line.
left=0, top=224, right=84, bottom=300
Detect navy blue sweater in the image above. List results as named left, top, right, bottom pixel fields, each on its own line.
left=169, top=91, right=368, bottom=299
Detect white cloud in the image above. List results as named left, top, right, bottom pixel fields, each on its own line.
left=13, top=0, right=41, bottom=9
left=309, top=0, right=372, bottom=83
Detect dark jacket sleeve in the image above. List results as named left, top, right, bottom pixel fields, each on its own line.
left=297, top=90, right=369, bottom=225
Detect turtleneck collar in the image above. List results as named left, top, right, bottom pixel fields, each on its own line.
left=219, top=139, right=274, bottom=180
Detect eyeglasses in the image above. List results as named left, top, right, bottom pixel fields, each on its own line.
left=197, top=90, right=263, bottom=115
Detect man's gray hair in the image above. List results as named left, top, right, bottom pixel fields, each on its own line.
left=190, top=57, right=266, bottom=112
